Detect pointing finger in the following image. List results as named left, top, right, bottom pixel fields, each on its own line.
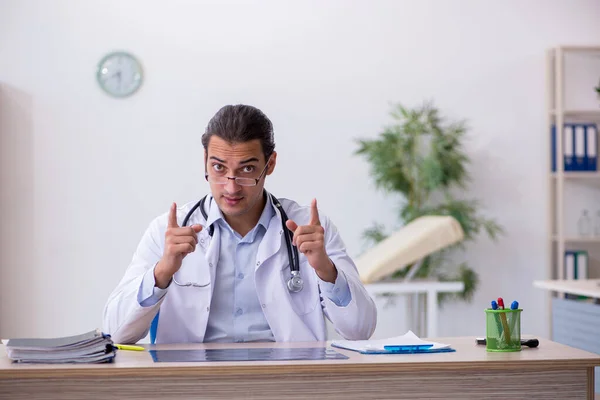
left=309, top=198, right=320, bottom=226
left=168, top=202, right=179, bottom=228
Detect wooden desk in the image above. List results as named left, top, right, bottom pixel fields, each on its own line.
left=1, top=336, right=599, bottom=400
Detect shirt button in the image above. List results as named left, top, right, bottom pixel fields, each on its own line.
left=200, top=239, right=205, bottom=244
left=235, top=308, right=243, bottom=316
left=256, top=261, right=260, bottom=266
left=237, top=273, right=244, bottom=279
left=261, top=304, right=266, bottom=309
left=206, top=307, right=210, bottom=312
left=334, top=288, right=340, bottom=293
left=209, top=263, right=213, bottom=268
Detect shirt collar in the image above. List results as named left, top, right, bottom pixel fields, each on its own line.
left=204, top=192, right=275, bottom=238
left=256, top=193, right=275, bottom=230
left=205, top=195, right=223, bottom=228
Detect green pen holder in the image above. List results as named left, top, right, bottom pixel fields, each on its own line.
left=485, top=308, right=522, bottom=352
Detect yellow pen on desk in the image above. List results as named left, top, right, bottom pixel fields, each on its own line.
left=114, top=344, right=145, bottom=351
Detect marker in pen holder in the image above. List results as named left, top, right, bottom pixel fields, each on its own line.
left=484, top=308, right=522, bottom=352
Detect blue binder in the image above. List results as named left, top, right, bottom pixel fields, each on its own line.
left=551, top=124, right=574, bottom=171
left=574, top=125, right=586, bottom=171
left=585, top=123, right=598, bottom=171
left=564, top=250, right=576, bottom=280
left=551, top=123, right=598, bottom=172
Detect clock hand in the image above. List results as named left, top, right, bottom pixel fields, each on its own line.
left=109, top=71, right=121, bottom=81
left=109, top=71, right=122, bottom=90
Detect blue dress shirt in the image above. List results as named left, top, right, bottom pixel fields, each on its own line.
left=137, top=195, right=352, bottom=342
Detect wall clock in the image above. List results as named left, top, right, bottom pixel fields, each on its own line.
left=96, top=51, right=143, bottom=98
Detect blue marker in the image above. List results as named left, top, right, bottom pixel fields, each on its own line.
left=491, top=300, right=498, bottom=310
left=508, top=300, right=520, bottom=338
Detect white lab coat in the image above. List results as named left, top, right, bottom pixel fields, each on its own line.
left=103, top=196, right=377, bottom=344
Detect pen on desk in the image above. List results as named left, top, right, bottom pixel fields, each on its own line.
left=476, top=338, right=539, bottom=348
left=114, top=344, right=145, bottom=351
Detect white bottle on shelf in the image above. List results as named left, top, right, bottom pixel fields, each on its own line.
left=578, top=209, right=591, bottom=236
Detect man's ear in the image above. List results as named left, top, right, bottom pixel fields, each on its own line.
left=266, top=151, right=277, bottom=175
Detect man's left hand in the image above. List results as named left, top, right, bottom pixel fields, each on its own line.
left=285, top=198, right=337, bottom=283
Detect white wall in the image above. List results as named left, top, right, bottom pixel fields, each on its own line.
left=1, top=0, right=599, bottom=340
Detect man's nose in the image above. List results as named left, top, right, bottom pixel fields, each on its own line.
left=225, top=178, right=242, bottom=193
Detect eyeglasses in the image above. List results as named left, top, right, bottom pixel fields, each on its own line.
left=205, top=156, right=271, bottom=187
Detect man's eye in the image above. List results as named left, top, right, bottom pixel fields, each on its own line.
left=242, top=166, right=255, bottom=173
left=212, top=164, right=224, bottom=172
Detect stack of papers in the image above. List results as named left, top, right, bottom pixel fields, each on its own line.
left=5, top=329, right=116, bottom=363
left=331, top=330, right=455, bottom=354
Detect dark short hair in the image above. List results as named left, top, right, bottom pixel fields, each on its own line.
left=201, top=104, right=275, bottom=161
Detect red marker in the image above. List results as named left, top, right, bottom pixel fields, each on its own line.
left=496, top=297, right=512, bottom=345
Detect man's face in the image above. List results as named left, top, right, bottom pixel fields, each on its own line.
left=205, top=136, right=276, bottom=218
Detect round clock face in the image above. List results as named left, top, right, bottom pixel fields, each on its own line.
left=96, top=51, right=143, bottom=98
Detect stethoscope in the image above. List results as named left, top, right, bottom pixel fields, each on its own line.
left=173, top=191, right=303, bottom=293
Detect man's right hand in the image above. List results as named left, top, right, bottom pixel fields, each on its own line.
left=154, top=202, right=203, bottom=289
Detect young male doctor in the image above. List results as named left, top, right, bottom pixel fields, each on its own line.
left=103, top=104, right=377, bottom=344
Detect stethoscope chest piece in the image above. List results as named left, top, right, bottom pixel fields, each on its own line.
left=287, top=270, right=303, bottom=293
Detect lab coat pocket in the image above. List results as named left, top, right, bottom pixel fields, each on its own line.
left=281, top=259, right=319, bottom=316
left=173, top=254, right=212, bottom=289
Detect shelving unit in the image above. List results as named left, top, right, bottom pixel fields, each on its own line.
left=547, top=46, right=600, bottom=296
left=551, top=236, right=600, bottom=243
left=540, top=46, right=600, bottom=388
left=550, top=109, right=600, bottom=117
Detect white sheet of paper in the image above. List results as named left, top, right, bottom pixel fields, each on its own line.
left=331, top=330, right=451, bottom=353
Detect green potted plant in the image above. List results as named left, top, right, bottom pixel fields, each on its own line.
left=355, top=101, right=504, bottom=303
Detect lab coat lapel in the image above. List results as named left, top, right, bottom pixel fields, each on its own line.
left=256, top=213, right=285, bottom=271
left=186, top=197, right=219, bottom=297
left=199, top=225, right=219, bottom=298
